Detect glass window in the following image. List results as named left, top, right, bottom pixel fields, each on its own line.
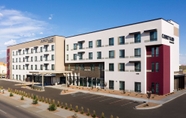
left=151, top=47, right=155, bottom=57
left=74, top=43, right=77, bottom=50
left=80, top=64, right=84, bottom=70
left=67, top=54, right=69, bottom=61
left=89, top=52, right=93, bottom=59
left=23, top=50, right=25, bottom=54
left=79, top=53, right=83, bottom=60
left=119, top=63, right=125, bottom=71
left=156, top=83, right=159, bottom=94
left=150, top=31, right=157, bottom=41
left=51, top=45, right=54, bottom=51
left=97, top=52, right=101, bottom=59
left=31, top=57, right=33, bottom=62
left=119, top=81, right=125, bottom=90
left=135, top=62, right=141, bottom=72
left=90, top=64, right=95, bottom=71
left=89, top=41, right=93, bottom=48
left=23, top=65, right=24, bottom=70
left=31, top=49, right=33, bottom=53
left=45, top=46, right=48, bottom=52
left=134, top=48, right=141, bottom=57
left=31, top=65, right=33, bottom=70
left=109, top=50, right=115, bottom=58
left=51, top=64, right=54, bottom=70
left=119, top=50, right=125, bottom=58
left=152, top=63, right=154, bottom=72
left=51, top=55, right=54, bottom=60
left=156, top=47, right=159, bottom=57
left=156, top=63, right=159, bottom=72
left=19, top=58, right=21, bottom=62
left=45, top=64, right=48, bottom=70
left=35, top=48, right=37, bottom=53
left=40, top=47, right=42, bottom=52
left=109, top=37, right=114, bottom=46
left=109, top=80, right=114, bottom=89
left=119, top=36, right=125, bottom=44
left=135, top=82, right=141, bottom=92
left=79, top=42, right=83, bottom=49
left=35, top=65, right=37, bottom=70
left=66, top=45, right=69, bottom=51
left=75, top=64, right=79, bottom=70
left=96, top=40, right=101, bottom=47
left=98, top=64, right=104, bottom=70
left=73, top=54, right=77, bottom=60
left=45, top=55, right=48, bottom=61
left=40, top=56, right=42, bottom=61
left=35, top=56, right=37, bottom=61
left=109, top=63, right=114, bottom=71
left=40, top=65, right=43, bottom=70
left=134, top=33, right=141, bottom=43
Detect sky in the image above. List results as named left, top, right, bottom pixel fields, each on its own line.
left=0, top=0, right=186, bottom=64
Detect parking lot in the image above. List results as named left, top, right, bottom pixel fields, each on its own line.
left=1, top=80, right=186, bottom=118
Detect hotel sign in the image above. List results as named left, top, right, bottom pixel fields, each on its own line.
left=40, top=38, right=54, bottom=43
left=162, top=34, right=174, bottom=44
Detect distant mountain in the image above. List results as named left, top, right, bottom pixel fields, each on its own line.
left=0, top=57, right=6, bottom=63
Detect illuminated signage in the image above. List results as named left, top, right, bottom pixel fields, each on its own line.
left=162, top=34, right=174, bottom=44
left=40, top=38, right=54, bottom=43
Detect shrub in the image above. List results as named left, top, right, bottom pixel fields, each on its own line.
left=33, top=95, right=36, bottom=99
left=110, top=115, right=114, bottom=118
left=70, top=104, right=73, bottom=111
left=116, top=116, right=119, bottom=118
left=86, top=108, right=90, bottom=116
left=57, top=101, right=60, bottom=107
left=101, top=112, right=105, bottom=118
left=61, top=102, right=64, bottom=108
left=32, top=98, right=38, bottom=104
left=81, top=107, right=84, bottom=114
left=65, top=103, right=68, bottom=109
left=48, top=104, right=57, bottom=111
left=45, top=98, right=48, bottom=103
left=21, top=96, right=24, bottom=100
left=92, top=110, right=96, bottom=118
left=10, top=92, right=13, bottom=97
left=75, top=105, right=78, bottom=112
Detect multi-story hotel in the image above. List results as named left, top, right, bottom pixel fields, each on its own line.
left=7, top=18, right=184, bottom=95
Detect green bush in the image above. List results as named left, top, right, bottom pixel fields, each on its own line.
left=32, top=98, right=38, bottom=104
left=21, top=96, right=24, bottom=100
left=81, top=107, right=84, bottom=114
left=48, top=104, right=57, bottom=111
left=101, top=112, right=105, bottom=118
left=10, top=92, right=13, bottom=97
left=92, top=110, right=96, bottom=118
left=86, top=108, right=90, bottom=116
left=75, top=105, right=78, bottom=112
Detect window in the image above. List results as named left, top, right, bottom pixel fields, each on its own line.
left=19, top=58, right=21, bottom=62
left=134, top=33, right=141, bottom=43
left=23, top=65, right=25, bottom=70
left=40, top=65, right=43, bottom=70
left=118, top=36, right=125, bottom=44
left=40, top=47, right=42, bottom=52
left=109, top=63, right=114, bottom=71
left=31, top=49, right=33, bottom=53
left=151, top=63, right=155, bottom=72
left=51, top=45, right=54, bottom=51
left=79, top=53, right=83, bottom=60
left=134, top=48, right=141, bottom=57
left=135, top=82, right=141, bottom=92
left=16, top=58, right=17, bottom=62
left=119, top=50, right=125, bottom=58
left=156, top=83, right=159, bottom=94
left=156, top=47, right=159, bottom=57
left=109, top=80, right=114, bottom=89
left=67, top=54, right=69, bottom=61
left=35, top=65, right=37, bottom=70
left=16, top=65, right=18, bottom=69
left=75, top=64, right=79, bottom=70
left=51, top=64, right=54, bottom=70
left=98, top=64, right=104, bottom=70
left=73, top=54, right=76, bottom=60
left=150, top=30, right=157, bottom=41
left=119, top=63, right=125, bottom=71
left=74, top=43, right=77, bottom=50
left=35, top=48, right=37, bottom=53
left=79, top=42, right=83, bottom=49
left=35, top=56, right=37, bottom=61
left=26, top=65, right=29, bottom=70
left=40, top=56, right=42, bottom=61
left=23, top=50, right=25, bottom=54
left=45, top=64, right=48, bottom=70
left=13, top=65, right=14, bottom=69
left=96, top=40, right=101, bottom=47
left=31, top=65, right=33, bottom=70
left=109, top=37, right=114, bottom=46
left=66, top=45, right=69, bottom=51
left=23, top=58, right=25, bottom=62
left=51, top=55, right=54, bottom=60
left=26, top=49, right=29, bottom=54
left=119, top=81, right=125, bottom=90
left=97, top=52, right=102, bottom=59
left=45, top=55, right=48, bottom=61
left=31, top=57, right=33, bottom=62
left=45, top=46, right=48, bottom=52
left=19, top=65, right=20, bottom=69
left=135, top=62, right=141, bottom=72
left=151, top=47, right=155, bottom=57
left=13, top=58, right=14, bottom=63
left=156, top=63, right=159, bottom=72
left=90, top=64, right=95, bottom=71
left=13, top=52, right=14, bottom=56
left=89, top=52, right=93, bottom=59
left=89, top=41, right=93, bottom=48
left=80, top=64, right=84, bottom=70
left=68, top=64, right=70, bottom=71
left=109, top=50, right=115, bottom=58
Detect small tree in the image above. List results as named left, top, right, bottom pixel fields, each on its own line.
left=21, top=96, right=24, bottom=100
left=110, top=115, right=114, bottom=118
left=86, top=108, right=90, bottom=116
left=75, top=105, right=78, bottom=112
left=32, top=98, right=38, bottom=104
left=101, top=112, right=105, bottom=118
left=65, top=103, right=68, bottom=109
left=92, top=110, right=96, bottom=118
left=81, top=107, right=84, bottom=114
left=48, top=104, right=57, bottom=111
left=70, top=104, right=73, bottom=111
left=57, top=101, right=60, bottom=107
left=10, top=92, right=13, bottom=97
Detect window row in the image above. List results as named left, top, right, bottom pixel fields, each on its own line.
left=151, top=62, right=159, bottom=72
left=66, top=30, right=157, bottom=51
left=67, top=64, right=104, bottom=71
left=13, top=45, right=54, bottom=56
left=13, top=64, right=55, bottom=70
left=13, top=55, right=54, bottom=63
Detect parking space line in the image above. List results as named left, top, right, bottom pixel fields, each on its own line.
left=99, top=97, right=114, bottom=102
left=82, top=94, right=97, bottom=99
left=90, top=96, right=104, bottom=100
left=121, top=102, right=133, bottom=106
left=109, top=99, right=124, bottom=104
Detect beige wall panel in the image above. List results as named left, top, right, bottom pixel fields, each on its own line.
left=174, top=27, right=179, bottom=37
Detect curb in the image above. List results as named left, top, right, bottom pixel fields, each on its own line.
left=134, top=103, right=162, bottom=110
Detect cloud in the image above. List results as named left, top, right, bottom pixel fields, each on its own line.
left=4, top=39, right=16, bottom=46
left=39, top=32, right=43, bottom=34
left=48, top=14, right=53, bottom=20
left=0, top=6, right=50, bottom=57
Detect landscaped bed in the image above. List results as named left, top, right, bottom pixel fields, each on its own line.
left=135, top=102, right=161, bottom=109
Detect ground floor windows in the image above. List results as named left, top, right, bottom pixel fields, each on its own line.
left=134, top=82, right=141, bottom=92
left=109, top=80, right=114, bottom=89
left=156, top=83, right=159, bottom=94
left=119, top=81, right=125, bottom=90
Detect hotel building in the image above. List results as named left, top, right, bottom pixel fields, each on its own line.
left=7, top=18, right=184, bottom=95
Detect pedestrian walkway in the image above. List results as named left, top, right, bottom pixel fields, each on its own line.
left=0, top=89, right=89, bottom=118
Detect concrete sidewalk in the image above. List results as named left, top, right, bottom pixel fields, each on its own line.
left=0, top=89, right=89, bottom=118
